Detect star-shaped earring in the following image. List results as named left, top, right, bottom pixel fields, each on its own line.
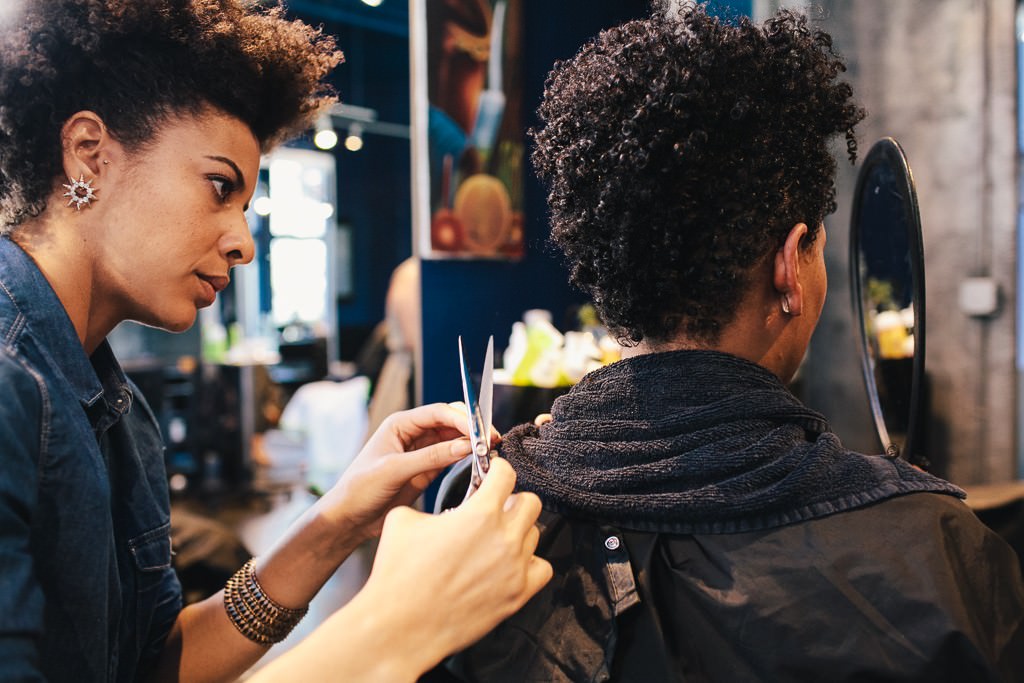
left=62, top=175, right=97, bottom=210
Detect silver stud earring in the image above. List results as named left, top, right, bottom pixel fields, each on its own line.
left=781, top=296, right=791, bottom=315
left=62, top=175, right=97, bottom=210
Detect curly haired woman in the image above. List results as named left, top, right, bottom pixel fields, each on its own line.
left=441, top=3, right=1024, bottom=681
left=0, top=2, right=550, bottom=682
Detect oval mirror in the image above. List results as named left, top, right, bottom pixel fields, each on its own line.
left=849, top=137, right=926, bottom=466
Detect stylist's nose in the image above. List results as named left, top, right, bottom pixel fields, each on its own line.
left=221, top=213, right=255, bottom=267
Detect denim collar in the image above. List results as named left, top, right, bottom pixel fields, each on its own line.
left=0, top=237, right=131, bottom=430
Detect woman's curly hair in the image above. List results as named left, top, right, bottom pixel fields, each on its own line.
left=532, top=2, right=865, bottom=345
left=0, top=0, right=343, bottom=231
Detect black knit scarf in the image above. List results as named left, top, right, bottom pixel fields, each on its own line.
left=501, top=350, right=964, bottom=534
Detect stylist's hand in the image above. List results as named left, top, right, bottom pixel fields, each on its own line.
left=251, top=459, right=552, bottom=683
left=352, top=458, right=552, bottom=676
left=316, top=402, right=497, bottom=543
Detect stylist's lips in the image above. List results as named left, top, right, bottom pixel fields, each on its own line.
left=196, top=273, right=229, bottom=305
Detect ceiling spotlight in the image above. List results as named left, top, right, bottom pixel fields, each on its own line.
left=361, top=0, right=383, bottom=6
left=344, top=123, right=364, bottom=152
left=253, top=196, right=272, bottom=217
left=313, top=114, right=338, bottom=150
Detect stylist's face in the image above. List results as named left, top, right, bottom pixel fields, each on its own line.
left=96, top=108, right=258, bottom=332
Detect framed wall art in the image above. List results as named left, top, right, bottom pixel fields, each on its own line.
left=411, top=0, right=525, bottom=260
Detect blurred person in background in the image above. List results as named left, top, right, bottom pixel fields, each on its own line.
left=366, top=257, right=421, bottom=436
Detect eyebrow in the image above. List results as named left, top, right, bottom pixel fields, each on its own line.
left=205, top=155, right=250, bottom=211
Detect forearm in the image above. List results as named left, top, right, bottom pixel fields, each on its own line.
left=246, top=589, right=439, bottom=683
left=152, top=501, right=363, bottom=683
left=151, top=404, right=485, bottom=682
left=249, top=468, right=553, bottom=683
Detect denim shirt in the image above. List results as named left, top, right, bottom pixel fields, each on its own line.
left=0, top=238, right=181, bottom=682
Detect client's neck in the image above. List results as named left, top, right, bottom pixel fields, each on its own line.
left=625, top=294, right=801, bottom=384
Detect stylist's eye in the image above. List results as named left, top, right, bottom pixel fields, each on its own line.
left=209, top=176, right=234, bottom=201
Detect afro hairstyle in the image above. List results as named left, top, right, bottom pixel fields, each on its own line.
left=531, top=2, right=865, bottom=345
left=0, top=0, right=344, bottom=231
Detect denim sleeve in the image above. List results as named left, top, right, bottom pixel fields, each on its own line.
left=136, top=566, right=183, bottom=679
left=0, top=351, right=47, bottom=682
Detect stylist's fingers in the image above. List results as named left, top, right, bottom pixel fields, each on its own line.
left=390, top=437, right=473, bottom=485
left=502, top=491, right=543, bottom=537
left=522, top=523, right=541, bottom=556
left=387, top=402, right=471, bottom=446
left=525, top=556, right=554, bottom=596
left=466, top=457, right=517, bottom=510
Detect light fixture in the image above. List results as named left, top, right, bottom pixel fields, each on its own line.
left=344, top=123, right=364, bottom=152
left=253, top=196, right=272, bottom=217
left=0, top=1, right=25, bottom=25
left=313, top=113, right=338, bottom=150
left=361, top=0, right=383, bottom=6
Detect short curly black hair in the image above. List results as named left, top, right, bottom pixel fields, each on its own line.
left=532, top=2, right=865, bottom=345
left=0, top=0, right=343, bottom=231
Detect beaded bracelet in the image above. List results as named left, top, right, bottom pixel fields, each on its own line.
left=223, top=558, right=308, bottom=645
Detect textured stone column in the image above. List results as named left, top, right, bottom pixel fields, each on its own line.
left=792, top=0, right=1018, bottom=484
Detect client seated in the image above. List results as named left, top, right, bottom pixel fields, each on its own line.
left=439, top=5, right=1024, bottom=681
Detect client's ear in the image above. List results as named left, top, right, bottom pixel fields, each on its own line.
left=60, top=111, right=113, bottom=181
left=772, top=223, right=810, bottom=316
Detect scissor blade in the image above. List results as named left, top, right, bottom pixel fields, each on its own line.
left=458, top=336, right=488, bottom=460
left=458, top=336, right=477, bottom=412
left=480, top=335, right=494, bottom=438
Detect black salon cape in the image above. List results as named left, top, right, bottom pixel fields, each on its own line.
left=442, top=497, right=1023, bottom=682
left=435, top=351, right=1024, bottom=682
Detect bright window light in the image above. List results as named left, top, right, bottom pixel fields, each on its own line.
left=270, top=238, right=328, bottom=326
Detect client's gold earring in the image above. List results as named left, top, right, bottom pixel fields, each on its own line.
left=781, top=296, right=791, bottom=315
left=62, top=175, right=97, bottom=210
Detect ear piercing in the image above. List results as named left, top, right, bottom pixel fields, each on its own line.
left=62, top=175, right=97, bottom=210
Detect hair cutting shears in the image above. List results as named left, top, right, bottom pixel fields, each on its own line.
left=459, top=335, right=495, bottom=500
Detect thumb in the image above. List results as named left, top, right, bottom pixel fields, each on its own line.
left=465, top=457, right=516, bottom=511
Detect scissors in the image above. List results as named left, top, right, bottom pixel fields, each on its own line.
left=459, top=335, right=495, bottom=500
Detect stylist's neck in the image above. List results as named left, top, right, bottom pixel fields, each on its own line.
left=13, top=213, right=118, bottom=355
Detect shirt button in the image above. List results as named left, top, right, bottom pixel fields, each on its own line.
left=604, top=536, right=621, bottom=551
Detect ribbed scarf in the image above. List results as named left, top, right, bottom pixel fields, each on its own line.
left=501, top=350, right=964, bottom=534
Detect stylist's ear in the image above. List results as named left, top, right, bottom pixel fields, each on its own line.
left=61, top=111, right=112, bottom=181
left=772, top=222, right=809, bottom=317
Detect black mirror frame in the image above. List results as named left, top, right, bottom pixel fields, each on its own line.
left=849, top=137, right=926, bottom=464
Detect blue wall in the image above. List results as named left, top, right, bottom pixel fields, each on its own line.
left=710, top=0, right=753, bottom=19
